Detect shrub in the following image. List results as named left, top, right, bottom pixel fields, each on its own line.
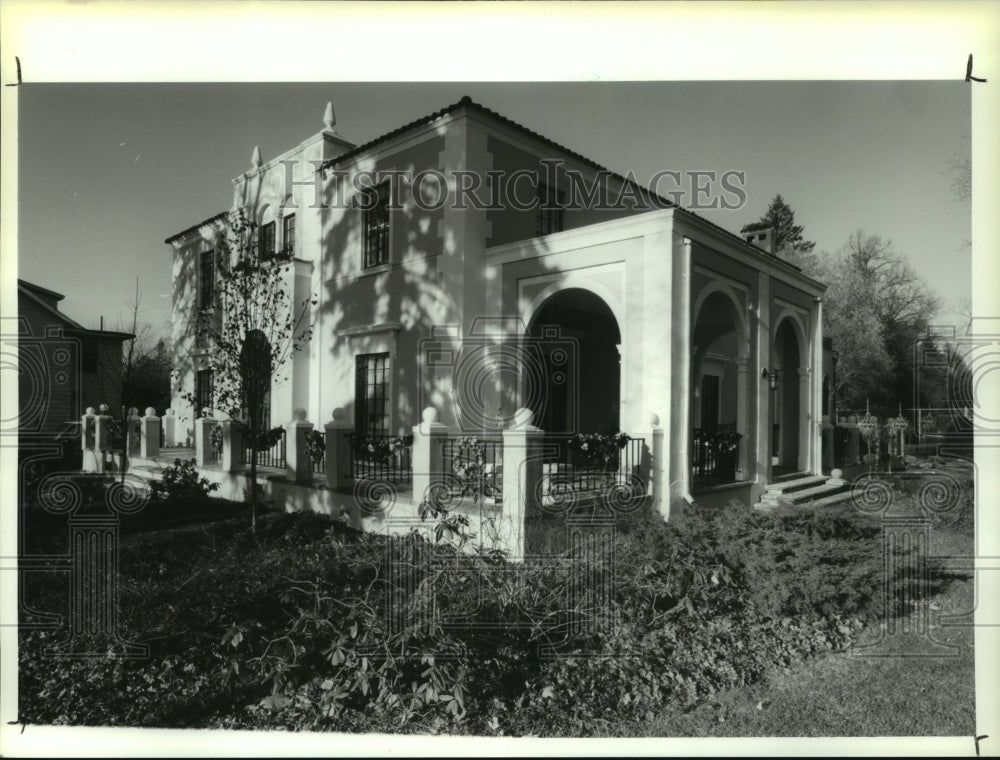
left=148, top=458, right=219, bottom=509
left=21, top=480, right=954, bottom=734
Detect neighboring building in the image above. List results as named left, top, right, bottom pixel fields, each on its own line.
left=16, top=279, right=133, bottom=442
left=165, top=97, right=832, bottom=506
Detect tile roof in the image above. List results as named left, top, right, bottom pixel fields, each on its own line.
left=164, top=211, right=228, bottom=245
left=319, top=95, right=672, bottom=209
left=319, top=95, right=800, bottom=273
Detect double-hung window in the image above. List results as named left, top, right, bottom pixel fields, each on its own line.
left=195, top=369, right=214, bottom=417
left=259, top=221, right=276, bottom=260
left=199, top=250, right=216, bottom=309
left=282, top=214, right=295, bottom=257
left=355, top=352, right=390, bottom=437
left=362, top=181, right=390, bottom=269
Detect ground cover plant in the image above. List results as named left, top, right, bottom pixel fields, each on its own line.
left=17, top=462, right=974, bottom=735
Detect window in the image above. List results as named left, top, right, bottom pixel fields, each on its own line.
left=199, top=250, right=216, bottom=309
left=282, top=214, right=295, bottom=256
left=259, top=221, right=276, bottom=260
left=362, top=181, right=390, bottom=269
left=195, top=369, right=214, bottom=417
left=535, top=182, right=564, bottom=236
left=355, top=352, right=390, bottom=436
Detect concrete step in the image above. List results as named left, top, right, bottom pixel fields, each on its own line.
left=772, top=481, right=850, bottom=506
left=771, top=470, right=810, bottom=483
left=763, top=474, right=828, bottom=495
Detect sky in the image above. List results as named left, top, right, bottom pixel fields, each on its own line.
left=18, top=81, right=971, bottom=337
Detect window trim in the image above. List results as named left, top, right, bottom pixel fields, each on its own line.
left=198, top=249, right=216, bottom=310
left=282, top=213, right=296, bottom=257
left=361, top=181, right=391, bottom=270
left=535, top=182, right=565, bottom=237
left=354, top=352, right=391, bottom=437
left=259, top=221, right=277, bottom=261
left=195, top=368, right=214, bottom=417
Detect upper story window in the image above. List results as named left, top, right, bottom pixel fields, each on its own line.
left=199, top=249, right=216, bottom=309
left=535, top=182, right=565, bottom=237
left=259, top=221, right=276, bottom=260
left=282, top=214, right=295, bottom=257
left=362, top=181, right=391, bottom=269
left=195, top=368, right=214, bottom=417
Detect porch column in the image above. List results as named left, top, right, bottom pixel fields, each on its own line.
left=285, top=409, right=314, bottom=484
left=672, top=236, right=693, bottom=499
left=195, top=415, right=218, bottom=468
left=139, top=407, right=160, bottom=459
left=644, top=413, right=666, bottom=518
left=501, top=408, right=544, bottom=561
left=221, top=419, right=244, bottom=473
left=81, top=407, right=98, bottom=473
left=162, top=408, right=176, bottom=447
left=735, top=360, right=751, bottom=481
left=811, top=298, right=825, bottom=474
left=94, top=410, right=114, bottom=474
left=798, top=368, right=811, bottom=473
left=755, top=272, right=772, bottom=491
left=412, top=407, right=448, bottom=507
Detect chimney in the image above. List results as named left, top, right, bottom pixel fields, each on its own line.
left=740, top=224, right=774, bottom=255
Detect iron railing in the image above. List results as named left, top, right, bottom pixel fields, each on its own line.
left=350, top=434, right=412, bottom=484
left=691, top=429, right=740, bottom=485
left=544, top=435, right=647, bottom=499
left=440, top=437, right=503, bottom=504
left=311, top=432, right=326, bottom=475
left=240, top=429, right=287, bottom=470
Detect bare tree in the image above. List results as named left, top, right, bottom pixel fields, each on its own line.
left=182, top=208, right=314, bottom=532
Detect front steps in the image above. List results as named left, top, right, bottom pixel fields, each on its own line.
left=755, top=472, right=851, bottom=511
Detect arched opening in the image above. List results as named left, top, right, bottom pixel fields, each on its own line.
left=240, top=329, right=272, bottom=431
left=772, top=318, right=802, bottom=472
left=526, top=288, right=622, bottom=435
left=692, top=290, right=746, bottom=485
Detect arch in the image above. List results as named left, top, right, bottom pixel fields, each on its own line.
left=771, top=307, right=808, bottom=362
left=692, top=280, right=749, bottom=353
left=525, top=287, right=623, bottom=436
left=691, top=287, right=750, bottom=485
left=771, top=316, right=804, bottom=471
left=522, top=275, right=626, bottom=343
left=256, top=202, right=275, bottom=226
left=240, top=328, right=273, bottom=430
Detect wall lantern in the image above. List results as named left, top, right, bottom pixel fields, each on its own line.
left=761, top=367, right=779, bottom=390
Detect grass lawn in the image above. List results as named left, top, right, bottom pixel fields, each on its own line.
left=623, top=465, right=977, bottom=738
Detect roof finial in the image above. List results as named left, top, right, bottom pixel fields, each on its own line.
left=323, top=101, right=336, bottom=132
left=251, top=145, right=262, bottom=169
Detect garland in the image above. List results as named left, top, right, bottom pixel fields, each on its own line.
left=692, top=429, right=742, bottom=454
left=568, top=431, right=631, bottom=469
left=304, top=430, right=326, bottom=464
left=350, top=433, right=414, bottom=462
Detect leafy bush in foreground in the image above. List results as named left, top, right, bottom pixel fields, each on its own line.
left=19, top=479, right=965, bottom=734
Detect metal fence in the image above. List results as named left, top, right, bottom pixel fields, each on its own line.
left=240, top=429, right=287, bottom=470
left=311, top=432, right=326, bottom=475
left=544, top=436, right=647, bottom=498
left=691, top=430, right=739, bottom=485
left=440, top=437, right=503, bottom=504
left=350, top=434, right=413, bottom=484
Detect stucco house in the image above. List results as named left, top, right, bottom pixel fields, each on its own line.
left=164, top=96, right=838, bottom=512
